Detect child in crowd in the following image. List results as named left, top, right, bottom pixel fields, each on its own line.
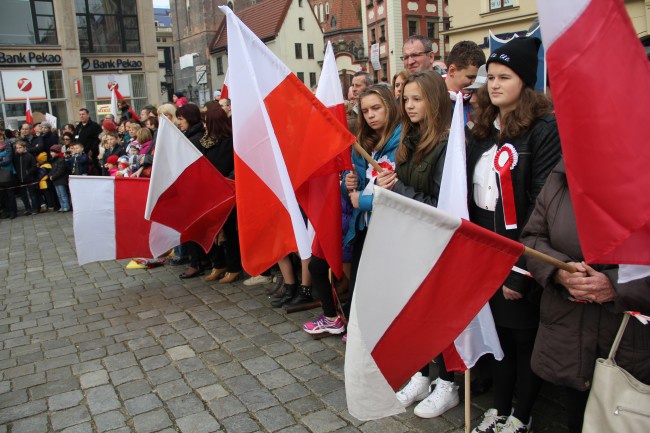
left=128, top=143, right=140, bottom=174
left=67, top=142, right=88, bottom=176
left=116, top=156, right=130, bottom=177
left=49, top=145, right=70, bottom=212
left=105, top=155, right=119, bottom=177
left=12, top=140, right=39, bottom=215
left=35, top=152, right=57, bottom=212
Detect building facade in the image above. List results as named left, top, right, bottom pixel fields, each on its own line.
left=0, top=0, right=160, bottom=130
left=309, top=0, right=366, bottom=92
left=210, top=0, right=325, bottom=92
left=155, top=8, right=175, bottom=103
left=443, top=0, right=649, bottom=56
left=360, top=0, right=449, bottom=81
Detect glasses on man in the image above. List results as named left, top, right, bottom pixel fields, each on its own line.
left=400, top=51, right=432, bottom=61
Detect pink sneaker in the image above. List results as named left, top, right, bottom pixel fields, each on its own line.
left=303, top=315, right=345, bottom=335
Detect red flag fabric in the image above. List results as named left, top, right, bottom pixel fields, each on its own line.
left=114, top=87, right=140, bottom=120
left=345, top=188, right=524, bottom=420
left=70, top=176, right=157, bottom=265
left=145, top=115, right=236, bottom=256
left=220, top=6, right=355, bottom=276
left=25, top=95, right=34, bottom=124
left=221, top=69, right=229, bottom=99
left=538, top=0, right=650, bottom=264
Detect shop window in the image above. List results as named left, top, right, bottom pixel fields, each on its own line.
left=1, top=0, right=58, bottom=45
left=75, top=0, right=141, bottom=53
left=47, top=71, right=66, bottom=100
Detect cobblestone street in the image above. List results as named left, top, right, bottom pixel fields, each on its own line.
left=0, top=213, right=569, bottom=433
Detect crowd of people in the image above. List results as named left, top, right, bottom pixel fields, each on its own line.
left=1, top=32, right=648, bottom=433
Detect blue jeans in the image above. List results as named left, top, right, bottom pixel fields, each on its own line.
left=54, top=185, right=70, bottom=210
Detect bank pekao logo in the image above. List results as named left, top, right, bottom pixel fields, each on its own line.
left=17, top=78, right=32, bottom=92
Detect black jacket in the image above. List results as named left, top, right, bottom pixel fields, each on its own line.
left=467, top=114, right=562, bottom=328
left=13, top=152, right=38, bottom=183
left=203, top=136, right=235, bottom=179
left=184, top=123, right=205, bottom=153
left=73, top=120, right=102, bottom=156
left=50, top=156, right=69, bottom=186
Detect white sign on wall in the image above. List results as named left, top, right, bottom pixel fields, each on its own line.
left=1, top=70, right=47, bottom=101
left=370, top=43, right=381, bottom=71
left=93, top=74, right=131, bottom=99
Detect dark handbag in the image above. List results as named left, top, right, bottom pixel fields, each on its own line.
left=0, top=169, right=16, bottom=187
left=582, top=313, right=650, bottom=432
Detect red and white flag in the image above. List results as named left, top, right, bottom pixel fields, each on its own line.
left=144, top=115, right=236, bottom=256
left=345, top=188, right=524, bottom=420
left=221, top=69, right=229, bottom=99
left=70, top=177, right=159, bottom=265
left=220, top=6, right=355, bottom=276
left=306, top=41, right=354, bottom=277
left=437, top=92, right=504, bottom=372
left=25, top=95, right=34, bottom=124
left=110, top=85, right=119, bottom=119
left=538, top=0, right=650, bottom=265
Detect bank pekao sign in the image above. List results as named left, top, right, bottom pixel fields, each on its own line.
left=0, top=51, right=62, bottom=67
left=81, top=57, right=143, bottom=72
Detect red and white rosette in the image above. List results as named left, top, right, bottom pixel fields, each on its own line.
left=494, top=144, right=519, bottom=230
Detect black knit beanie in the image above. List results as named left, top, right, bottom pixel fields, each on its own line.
left=486, top=37, right=541, bottom=88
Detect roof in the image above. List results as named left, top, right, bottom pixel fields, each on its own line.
left=210, top=0, right=293, bottom=53
left=318, top=0, right=362, bottom=34
left=153, top=8, right=172, bottom=28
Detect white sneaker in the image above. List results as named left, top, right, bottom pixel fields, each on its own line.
left=413, top=378, right=459, bottom=418
left=471, top=409, right=507, bottom=433
left=243, top=275, right=272, bottom=286
left=395, top=372, right=430, bottom=407
left=499, top=415, right=532, bottom=433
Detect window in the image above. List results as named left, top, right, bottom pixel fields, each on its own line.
left=1, top=0, right=58, bottom=45
left=408, top=20, right=418, bottom=36
left=314, top=5, right=319, bottom=20
left=0, top=70, right=68, bottom=125
left=370, top=28, right=376, bottom=43
left=319, top=4, right=324, bottom=23
left=295, top=43, right=303, bottom=59
left=379, top=24, right=385, bottom=42
left=427, top=20, right=437, bottom=40
left=298, top=0, right=303, bottom=6
left=307, top=44, right=314, bottom=60
left=75, top=0, right=140, bottom=53
left=299, top=17, right=304, bottom=30
left=325, top=2, right=329, bottom=16
left=297, top=72, right=305, bottom=83
left=490, top=0, right=514, bottom=11
left=309, top=72, right=317, bottom=88
left=217, top=57, right=224, bottom=75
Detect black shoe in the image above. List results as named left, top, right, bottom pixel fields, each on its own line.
left=270, top=283, right=297, bottom=308
left=179, top=268, right=204, bottom=279
left=284, top=285, right=314, bottom=307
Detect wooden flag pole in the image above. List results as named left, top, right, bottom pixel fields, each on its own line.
left=353, top=142, right=383, bottom=173
left=465, top=370, right=471, bottom=433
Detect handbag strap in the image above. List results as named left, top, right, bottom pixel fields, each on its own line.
left=607, top=313, right=630, bottom=361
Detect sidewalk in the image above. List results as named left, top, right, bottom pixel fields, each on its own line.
left=0, top=212, right=569, bottom=432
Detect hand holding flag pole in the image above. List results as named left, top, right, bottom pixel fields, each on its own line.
left=353, top=142, right=383, bottom=173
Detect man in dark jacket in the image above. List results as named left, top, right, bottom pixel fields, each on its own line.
left=73, top=108, right=102, bottom=174
left=12, top=140, right=39, bottom=215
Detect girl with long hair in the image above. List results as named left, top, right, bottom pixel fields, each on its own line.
left=468, top=37, right=561, bottom=433
left=376, top=70, right=459, bottom=420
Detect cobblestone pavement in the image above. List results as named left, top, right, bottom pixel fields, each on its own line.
left=0, top=212, right=569, bottom=433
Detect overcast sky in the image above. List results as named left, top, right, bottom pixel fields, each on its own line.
left=153, top=0, right=170, bottom=8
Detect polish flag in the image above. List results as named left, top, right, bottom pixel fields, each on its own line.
left=220, top=6, right=355, bottom=276
left=221, top=69, right=229, bottom=99
left=437, top=92, right=503, bottom=372
left=70, top=176, right=158, bottom=265
left=144, top=115, right=236, bottom=256
left=345, top=188, right=524, bottom=421
left=111, top=85, right=139, bottom=120
left=307, top=41, right=354, bottom=277
left=538, top=0, right=650, bottom=265
left=25, top=95, right=34, bottom=124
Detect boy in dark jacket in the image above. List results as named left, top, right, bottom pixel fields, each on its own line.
left=13, top=140, right=39, bottom=215
left=66, top=142, right=88, bottom=176
left=49, top=145, right=70, bottom=212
